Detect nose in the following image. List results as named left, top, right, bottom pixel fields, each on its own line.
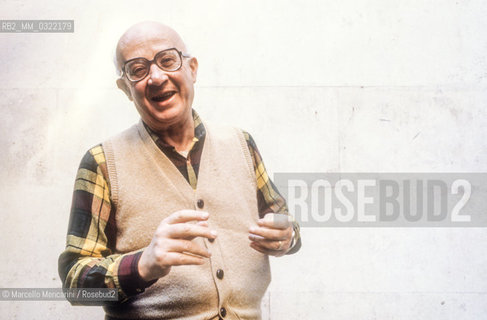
left=147, top=63, right=168, bottom=86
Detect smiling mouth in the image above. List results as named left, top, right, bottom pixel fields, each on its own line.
left=151, top=91, right=176, bottom=102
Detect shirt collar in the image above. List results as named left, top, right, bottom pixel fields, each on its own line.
left=143, top=109, right=206, bottom=151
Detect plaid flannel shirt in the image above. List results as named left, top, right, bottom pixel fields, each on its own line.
left=58, top=110, right=301, bottom=302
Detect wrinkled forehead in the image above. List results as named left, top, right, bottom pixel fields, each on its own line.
left=117, top=29, right=186, bottom=66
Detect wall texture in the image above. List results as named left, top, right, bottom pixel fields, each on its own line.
left=0, top=0, right=486, bottom=319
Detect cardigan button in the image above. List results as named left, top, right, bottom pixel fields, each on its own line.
left=220, top=307, right=227, bottom=318
left=216, top=269, right=224, bottom=279
left=197, top=199, right=204, bottom=209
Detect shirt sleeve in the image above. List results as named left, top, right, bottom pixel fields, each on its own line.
left=58, top=145, right=156, bottom=305
left=242, top=131, right=302, bottom=255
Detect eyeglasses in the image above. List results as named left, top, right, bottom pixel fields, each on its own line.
left=120, top=48, right=190, bottom=82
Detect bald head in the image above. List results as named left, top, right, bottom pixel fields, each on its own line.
left=115, top=21, right=188, bottom=74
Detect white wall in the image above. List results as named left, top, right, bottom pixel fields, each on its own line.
left=1, top=0, right=486, bottom=319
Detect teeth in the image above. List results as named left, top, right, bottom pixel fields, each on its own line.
left=153, top=92, right=174, bottom=101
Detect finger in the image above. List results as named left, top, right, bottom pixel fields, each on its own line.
left=197, top=221, right=209, bottom=227
left=249, top=241, right=279, bottom=256
left=249, top=225, right=290, bottom=241
left=250, top=241, right=268, bottom=254
left=248, top=233, right=265, bottom=241
left=250, top=241, right=286, bottom=257
left=249, top=237, right=289, bottom=251
left=166, top=239, right=212, bottom=258
left=161, top=252, right=207, bottom=266
left=257, top=213, right=291, bottom=229
left=166, top=223, right=217, bottom=240
left=164, top=210, right=209, bottom=224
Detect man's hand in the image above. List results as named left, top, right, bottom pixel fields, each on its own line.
left=138, top=210, right=217, bottom=282
left=248, top=213, right=294, bottom=257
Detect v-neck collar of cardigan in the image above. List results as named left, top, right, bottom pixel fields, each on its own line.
left=135, top=117, right=212, bottom=195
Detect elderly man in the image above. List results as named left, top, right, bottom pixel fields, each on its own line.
left=58, top=21, right=301, bottom=320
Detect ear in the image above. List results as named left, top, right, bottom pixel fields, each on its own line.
left=116, top=78, right=133, bottom=101
left=188, top=57, right=198, bottom=83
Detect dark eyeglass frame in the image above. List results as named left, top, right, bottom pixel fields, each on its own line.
left=120, top=47, right=191, bottom=82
